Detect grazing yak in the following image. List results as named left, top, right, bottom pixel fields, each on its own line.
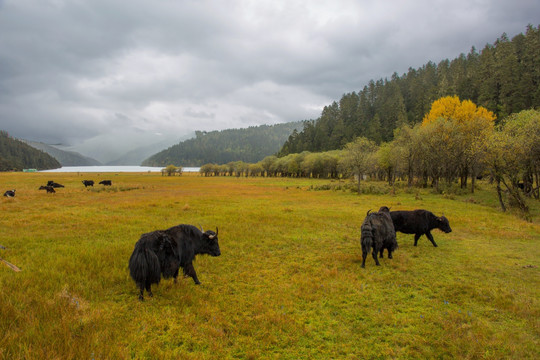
left=47, top=181, right=64, bottom=188
left=377, top=206, right=398, bottom=259
left=82, top=180, right=94, bottom=187
left=3, top=190, right=15, bottom=197
left=129, top=224, right=221, bottom=301
left=390, top=209, right=452, bottom=247
left=39, top=185, right=56, bottom=193
left=360, top=208, right=397, bottom=268
left=99, top=180, right=112, bottom=186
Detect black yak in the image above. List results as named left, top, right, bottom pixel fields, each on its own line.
left=39, top=185, right=55, bottom=193
left=47, top=181, right=64, bottom=188
left=361, top=208, right=397, bottom=268
left=390, top=209, right=452, bottom=247
left=3, top=190, right=15, bottom=197
left=129, top=224, right=220, bottom=301
left=82, top=180, right=94, bottom=187
left=377, top=206, right=398, bottom=259
left=99, top=180, right=112, bottom=186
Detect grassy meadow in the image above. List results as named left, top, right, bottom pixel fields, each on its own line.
left=0, top=172, right=539, bottom=359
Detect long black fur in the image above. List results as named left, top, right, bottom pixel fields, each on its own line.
left=361, top=208, right=397, bottom=268
left=377, top=206, right=398, bottom=259
left=47, top=181, right=64, bottom=188
left=129, top=224, right=220, bottom=301
left=390, top=209, right=452, bottom=247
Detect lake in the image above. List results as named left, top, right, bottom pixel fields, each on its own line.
left=40, top=166, right=201, bottom=173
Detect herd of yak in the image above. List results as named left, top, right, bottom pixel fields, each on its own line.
left=2, top=179, right=113, bottom=196
left=127, top=208, right=451, bottom=301
left=3, top=181, right=452, bottom=301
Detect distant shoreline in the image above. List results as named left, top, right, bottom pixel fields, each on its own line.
left=39, top=166, right=201, bottom=173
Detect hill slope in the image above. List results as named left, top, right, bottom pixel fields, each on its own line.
left=142, top=122, right=302, bottom=166
left=106, top=137, right=187, bottom=166
left=23, top=140, right=102, bottom=166
left=279, top=25, right=540, bottom=155
left=0, top=131, right=61, bottom=171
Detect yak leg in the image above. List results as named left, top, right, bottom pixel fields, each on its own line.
left=379, top=248, right=384, bottom=258
left=388, top=250, right=393, bottom=259
left=414, top=234, right=422, bottom=246
left=145, top=282, right=153, bottom=298
left=361, top=252, right=367, bottom=268
left=426, top=231, right=438, bottom=247
left=372, top=249, right=380, bottom=266
left=173, top=267, right=179, bottom=284
left=184, top=263, right=201, bottom=284
left=138, top=285, right=145, bottom=301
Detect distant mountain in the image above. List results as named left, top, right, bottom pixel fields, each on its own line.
left=0, top=130, right=61, bottom=171
left=106, top=136, right=188, bottom=165
left=142, top=122, right=303, bottom=167
left=23, top=140, right=102, bottom=166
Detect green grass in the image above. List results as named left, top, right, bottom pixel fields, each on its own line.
left=0, top=173, right=539, bottom=359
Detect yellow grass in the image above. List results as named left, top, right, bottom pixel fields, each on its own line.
left=0, top=172, right=538, bottom=359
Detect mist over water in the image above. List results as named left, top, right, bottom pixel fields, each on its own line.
left=40, top=166, right=201, bottom=173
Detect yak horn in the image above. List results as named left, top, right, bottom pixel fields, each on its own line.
left=198, top=223, right=204, bottom=232
left=367, top=209, right=372, bottom=216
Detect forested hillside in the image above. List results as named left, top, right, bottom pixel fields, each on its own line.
left=279, top=25, right=540, bottom=155
left=142, top=122, right=302, bottom=167
left=0, top=131, right=61, bottom=171
left=23, top=140, right=102, bottom=166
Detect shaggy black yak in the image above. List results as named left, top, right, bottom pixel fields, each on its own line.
left=129, top=224, right=220, bottom=300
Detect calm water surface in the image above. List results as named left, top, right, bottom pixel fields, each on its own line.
left=40, top=166, right=200, bottom=173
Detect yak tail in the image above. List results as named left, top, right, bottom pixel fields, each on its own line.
left=360, top=221, right=374, bottom=268
left=361, top=228, right=373, bottom=255
left=129, top=245, right=161, bottom=286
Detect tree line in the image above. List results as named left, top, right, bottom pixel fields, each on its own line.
left=0, top=130, right=61, bottom=171
left=142, top=122, right=302, bottom=167
left=200, top=101, right=539, bottom=215
left=279, top=25, right=540, bottom=156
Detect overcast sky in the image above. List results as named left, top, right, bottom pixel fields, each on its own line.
left=1, top=0, right=538, bottom=161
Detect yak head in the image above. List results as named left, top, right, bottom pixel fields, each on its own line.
left=437, top=216, right=452, bottom=233
left=200, top=228, right=221, bottom=257
left=378, top=206, right=391, bottom=213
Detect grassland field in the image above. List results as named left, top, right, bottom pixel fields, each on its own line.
left=0, top=172, right=538, bottom=359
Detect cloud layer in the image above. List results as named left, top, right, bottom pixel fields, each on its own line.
left=1, top=0, right=538, bottom=161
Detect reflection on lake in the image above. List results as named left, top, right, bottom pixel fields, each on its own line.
left=40, top=166, right=201, bottom=173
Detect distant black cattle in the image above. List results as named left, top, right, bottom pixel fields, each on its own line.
left=129, top=224, right=221, bottom=301
left=360, top=208, right=397, bottom=268
left=3, top=190, right=15, bottom=197
left=82, top=180, right=94, bottom=187
left=47, top=181, right=64, bottom=188
left=39, top=185, right=55, bottom=193
left=390, top=209, right=452, bottom=247
left=99, top=180, right=112, bottom=186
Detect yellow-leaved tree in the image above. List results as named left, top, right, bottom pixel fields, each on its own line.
left=421, top=96, right=496, bottom=192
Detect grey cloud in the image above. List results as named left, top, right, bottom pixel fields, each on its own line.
left=0, top=0, right=538, bottom=160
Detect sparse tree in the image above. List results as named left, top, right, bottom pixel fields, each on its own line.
left=163, top=164, right=179, bottom=176
left=422, top=96, right=496, bottom=191
left=340, top=137, right=378, bottom=193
